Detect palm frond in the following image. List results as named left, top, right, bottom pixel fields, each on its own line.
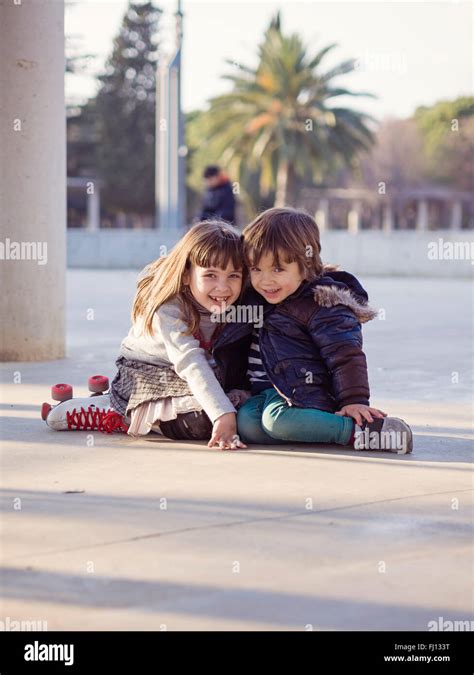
left=188, top=14, right=376, bottom=210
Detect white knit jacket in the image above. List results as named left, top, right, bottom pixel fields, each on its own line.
left=119, top=297, right=236, bottom=423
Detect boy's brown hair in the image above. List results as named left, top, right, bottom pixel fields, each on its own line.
left=242, top=207, right=323, bottom=279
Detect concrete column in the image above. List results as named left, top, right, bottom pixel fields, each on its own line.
left=0, top=0, right=66, bottom=361
left=382, top=202, right=394, bottom=232
left=315, top=199, right=329, bottom=232
left=86, top=182, right=100, bottom=231
left=416, top=198, right=429, bottom=231
left=348, top=201, right=361, bottom=234
left=450, top=200, right=462, bottom=230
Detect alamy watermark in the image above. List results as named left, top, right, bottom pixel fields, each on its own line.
left=210, top=303, right=264, bottom=328
left=354, top=428, right=409, bottom=453
left=0, top=238, right=48, bottom=265
left=24, top=641, right=74, bottom=667
left=427, top=616, right=474, bottom=631
left=354, top=49, right=407, bottom=74
left=427, top=238, right=474, bottom=264
left=0, top=616, right=48, bottom=631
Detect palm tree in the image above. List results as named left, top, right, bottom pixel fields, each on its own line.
left=198, top=12, right=377, bottom=208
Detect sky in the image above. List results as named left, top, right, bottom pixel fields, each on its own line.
left=65, top=0, right=473, bottom=121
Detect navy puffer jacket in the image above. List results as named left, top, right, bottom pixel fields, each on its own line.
left=200, top=180, right=235, bottom=224
left=212, top=270, right=377, bottom=413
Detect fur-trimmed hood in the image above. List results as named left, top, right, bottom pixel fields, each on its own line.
left=240, top=267, right=378, bottom=324
left=312, top=284, right=378, bottom=324
left=284, top=267, right=378, bottom=324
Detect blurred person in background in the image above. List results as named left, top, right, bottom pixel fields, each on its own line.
left=199, top=165, right=236, bottom=225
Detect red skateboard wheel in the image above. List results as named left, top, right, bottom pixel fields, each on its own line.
left=88, top=375, right=109, bottom=393
left=51, top=383, right=73, bottom=402
left=41, top=402, right=51, bottom=420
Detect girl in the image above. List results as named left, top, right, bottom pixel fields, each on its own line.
left=42, top=221, right=250, bottom=450
left=235, top=207, right=413, bottom=454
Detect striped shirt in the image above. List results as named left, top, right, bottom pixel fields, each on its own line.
left=246, top=328, right=272, bottom=394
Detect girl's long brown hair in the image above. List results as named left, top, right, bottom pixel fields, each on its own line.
left=131, top=220, right=245, bottom=336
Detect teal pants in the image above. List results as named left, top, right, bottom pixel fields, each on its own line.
left=237, top=387, right=354, bottom=445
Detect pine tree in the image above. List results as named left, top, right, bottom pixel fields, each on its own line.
left=95, top=1, right=162, bottom=216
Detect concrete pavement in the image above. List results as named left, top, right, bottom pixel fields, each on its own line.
left=1, top=271, right=472, bottom=630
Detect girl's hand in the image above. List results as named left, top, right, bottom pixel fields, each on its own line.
left=335, top=404, right=387, bottom=426
left=227, top=389, right=252, bottom=408
left=208, top=412, right=247, bottom=450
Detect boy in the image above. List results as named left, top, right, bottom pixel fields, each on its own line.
left=237, top=207, right=413, bottom=454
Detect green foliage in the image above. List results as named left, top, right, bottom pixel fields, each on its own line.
left=414, top=97, right=474, bottom=155
left=413, top=97, right=474, bottom=191
left=95, top=1, right=162, bottom=214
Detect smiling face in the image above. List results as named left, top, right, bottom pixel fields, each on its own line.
left=184, top=262, right=243, bottom=314
left=248, top=250, right=305, bottom=304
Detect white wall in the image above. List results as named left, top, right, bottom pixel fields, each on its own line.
left=68, top=229, right=181, bottom=270
left=68, top=230, right=474, bottom=278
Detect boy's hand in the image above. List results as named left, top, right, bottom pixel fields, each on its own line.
left=335, top=404, right=387, bottom=426
left=208, top=412, right=247, bottom=450
left=227, top=389, right=252, bottom=408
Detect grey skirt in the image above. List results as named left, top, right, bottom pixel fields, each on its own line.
left=109, top=355, right=222, bottom=419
